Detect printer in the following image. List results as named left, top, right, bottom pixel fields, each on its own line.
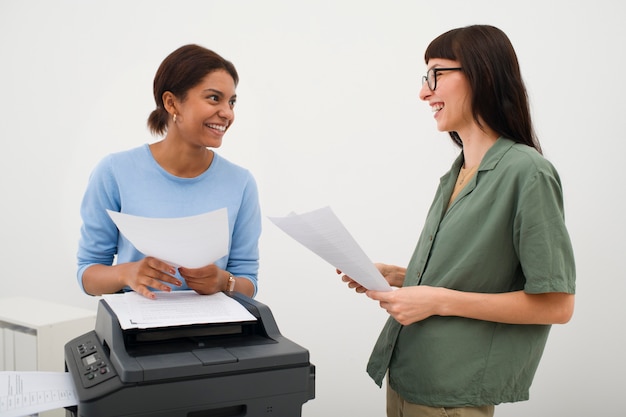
left=64, top=293, right=315, bottom=417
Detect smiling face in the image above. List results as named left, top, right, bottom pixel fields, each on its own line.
left=167, top=69, right=237, bottom=149
left=419, top=58, right=473, bottom=136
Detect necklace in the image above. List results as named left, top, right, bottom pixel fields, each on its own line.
left=457, top=164, right=478, bottom=186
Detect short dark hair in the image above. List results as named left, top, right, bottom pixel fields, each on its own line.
left=425, top=25, right=541, bottom=153
left=147, top=44, right=239, bottom=136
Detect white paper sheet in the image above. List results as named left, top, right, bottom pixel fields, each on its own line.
left=102, top=290, right=257, bottom=330
left=0, top=371, right=77, bottom=417
left=107, top=208, right=229, bottom=268
left=268, top=206, right=392, bottom=292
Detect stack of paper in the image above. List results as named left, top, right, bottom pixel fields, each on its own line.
left=106, top=208, right=229, bottom=268
left=268, top=206, right=392, bottom=292
left=102, top=291, right=257, bottom=330
left=0, top=371, right=77, bottom=417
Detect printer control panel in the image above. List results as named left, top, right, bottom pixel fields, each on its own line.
left=69, top=333, right=118, bottom=389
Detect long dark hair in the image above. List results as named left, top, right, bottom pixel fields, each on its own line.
left=425, top=25, right=541, bottom=154
left=147, top=44, right=239, bottom=136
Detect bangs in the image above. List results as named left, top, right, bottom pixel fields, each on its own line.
left=424, top=29, right=460, bottom=63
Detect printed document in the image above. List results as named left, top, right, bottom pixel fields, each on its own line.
left=0, top=371, right=77, bottom=417
left=268, top=206, right=392, bottom=292
left=107, top=208, right=229, bottom=268
left=102, top=290, right=257, bottom=330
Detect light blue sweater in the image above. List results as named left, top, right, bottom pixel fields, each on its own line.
left=77, top=144, right=261, bottom=295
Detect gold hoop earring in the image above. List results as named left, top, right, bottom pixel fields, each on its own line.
left=173, top=114, right=177, bottom=123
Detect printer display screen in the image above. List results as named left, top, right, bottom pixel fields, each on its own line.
left=82, top=353, right=98, bottom=366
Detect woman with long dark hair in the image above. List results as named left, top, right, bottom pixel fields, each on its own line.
left=341, top=25, right=575, bottom=417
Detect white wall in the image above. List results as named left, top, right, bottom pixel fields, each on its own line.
left=1, top=1, right=623, bottom=415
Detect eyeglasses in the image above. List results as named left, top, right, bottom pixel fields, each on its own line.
left=421, top=67, right=463, bottom=91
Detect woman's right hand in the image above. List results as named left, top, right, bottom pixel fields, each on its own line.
left=337, top=263, right=406, bottom=294
left=337, top=269, right=368, bottom=293
left=375, top=263, right=406, bottom=288
left=82, top=257, right=182, bottom=299
left=120, top=257, right=182, bottom=299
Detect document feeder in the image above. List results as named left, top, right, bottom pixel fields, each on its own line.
left=64, top=293, right=315, bottom=417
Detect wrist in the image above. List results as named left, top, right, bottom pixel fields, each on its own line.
left=225, top=271, right=236, bottom=292
left=434, top=287, right=452, bottom=317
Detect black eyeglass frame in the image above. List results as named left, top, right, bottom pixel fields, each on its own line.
left=422, top=67, right=463, bottom=91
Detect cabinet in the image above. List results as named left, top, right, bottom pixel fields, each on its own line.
left=0, top=297, right=96, bottom=416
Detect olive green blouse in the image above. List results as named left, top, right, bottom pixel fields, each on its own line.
left=367, top=138, right=576, bottom=407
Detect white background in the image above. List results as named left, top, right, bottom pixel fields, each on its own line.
left=1, top=1, right=624, bottom=415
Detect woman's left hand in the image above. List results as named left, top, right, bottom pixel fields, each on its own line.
left=367, top=286, right=575, bottom=326
left=178, top=264, right=226, bottom=295
left=366, top=286, right=443, bottom=326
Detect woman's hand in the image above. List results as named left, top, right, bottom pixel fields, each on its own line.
left=82, top=257, right=182, bottom=300
left=338, top=269, right=368, bottom=293
left=120, top=257, right=182, bottom=299
left=178, top=264, right=226, bottom=295
left=366, top=286, right=442, bottom=325
left=375, top=263, right=406, bottom=288
left=366, top=286, right=575, bottom=326
left=337, top=263, right=407, bottom=293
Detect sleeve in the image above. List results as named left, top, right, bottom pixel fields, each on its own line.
left=226, top=171, right=262, bottom=296
left=514, top=166, right=576, bottom=294
left=76, top=156, right=121, bottom=293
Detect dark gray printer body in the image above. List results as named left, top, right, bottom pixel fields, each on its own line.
left=64, top=293, right=315, bottom=417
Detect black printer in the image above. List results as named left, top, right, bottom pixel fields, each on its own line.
left=64, top=293, right=315, bottom=417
